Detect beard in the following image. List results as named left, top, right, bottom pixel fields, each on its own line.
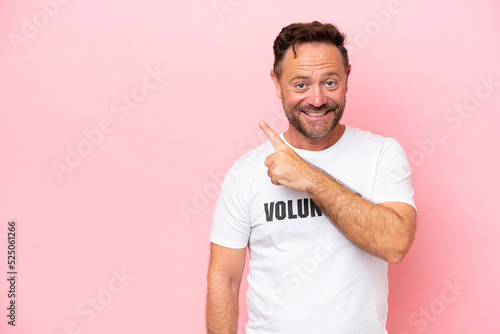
left=282, top=97, right=346, bottom=139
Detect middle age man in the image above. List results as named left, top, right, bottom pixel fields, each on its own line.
left=207, top=21, right=416, bottom=334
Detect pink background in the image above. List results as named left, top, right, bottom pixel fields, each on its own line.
left=1, top=0, right=499, bottom=333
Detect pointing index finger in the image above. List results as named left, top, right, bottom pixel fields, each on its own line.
left=259, top=121, right=287, bottom=151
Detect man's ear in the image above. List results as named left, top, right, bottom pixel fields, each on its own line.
left=345, top=65, right=351, bottom=93
left=270, top=70, right=282, bottom=99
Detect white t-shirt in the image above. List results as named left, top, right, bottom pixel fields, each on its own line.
left=210, top=126, right=415, bottom=334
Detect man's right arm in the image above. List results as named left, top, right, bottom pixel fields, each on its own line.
left=206, top=242, right=247, bottom=334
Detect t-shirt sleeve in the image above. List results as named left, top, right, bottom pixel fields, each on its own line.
left=371, top=137, right=416, bottom=210
left=209, top=162, right=251, bottom=249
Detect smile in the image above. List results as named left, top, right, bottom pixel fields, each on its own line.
left=302, top=110, right=330, bottom=117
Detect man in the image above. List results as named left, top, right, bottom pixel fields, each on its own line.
left=206, top=21, right=416, bottom=333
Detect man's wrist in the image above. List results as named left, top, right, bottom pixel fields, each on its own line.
left=304, top=167, right=335, bottom=197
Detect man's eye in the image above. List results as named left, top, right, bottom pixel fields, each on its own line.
left=326, top=81, right=337, bottom=87
left=296, top=83, right=306, bottom=89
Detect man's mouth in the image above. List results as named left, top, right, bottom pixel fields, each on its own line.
left=302, top=110, right=330, bottom=117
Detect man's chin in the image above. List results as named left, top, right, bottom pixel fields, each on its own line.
left=296, top=123, right=336, bottom=139
left=286, top=109, right=343, bottom=140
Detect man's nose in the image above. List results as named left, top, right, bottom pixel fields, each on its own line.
left=306, top=85, right=327, bottom=107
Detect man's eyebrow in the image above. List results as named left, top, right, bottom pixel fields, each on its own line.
left=323, top=71, right=341, bottom=78
left=289, top=72, right=342, bottom=81
left=289, top=74, right=310, bottom=81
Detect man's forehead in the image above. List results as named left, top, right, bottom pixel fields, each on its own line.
left=281, top=43, right=344, bottom=74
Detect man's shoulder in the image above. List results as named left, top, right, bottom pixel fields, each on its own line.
left=345, top=125, right=400, bottom=150
left=223, top=140, right=274, bottom=185
left=233, top=140, right=275, bottom=168
left=346, top=126, right=386, bottom=142
left=344, top=126, right=408, bottom=169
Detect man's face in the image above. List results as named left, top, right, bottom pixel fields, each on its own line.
left=272, top=43, right=350, bottom=140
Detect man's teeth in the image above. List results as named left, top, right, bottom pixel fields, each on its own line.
left=304, top=110, right=328, bottom=116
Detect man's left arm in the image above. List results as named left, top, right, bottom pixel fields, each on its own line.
left=260, top=122, right=416, bottom=264
left=306, top=170, right=416, bottom=264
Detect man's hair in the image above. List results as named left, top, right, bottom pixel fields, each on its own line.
left=272, top=21, right=349, bottom=80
